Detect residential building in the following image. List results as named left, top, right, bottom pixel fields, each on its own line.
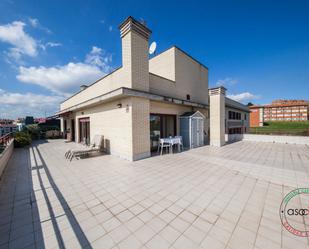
left=0, top=119, right=18, bottom=136
left=58, top=16, right=249, bottom=161
left=250, top=100, right=309, bottom=127
left=25, top=116, right=34, bottom=125
left=35, top=118, right=47, bottom=124
left=14, top=118, right=25, bottom=131
left=0, top=119, right=13, bottom=125
left=225, top=98, right=249, bottom=134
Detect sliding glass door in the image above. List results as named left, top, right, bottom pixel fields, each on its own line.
left=79, top=117, right=90, bottom=144
left=150, top=114, right=176, bottom=151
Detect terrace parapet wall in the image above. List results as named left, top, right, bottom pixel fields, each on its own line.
left=0, top=139, right=14, bottom=179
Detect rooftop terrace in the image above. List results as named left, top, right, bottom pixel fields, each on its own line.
left=0, top=140, right=309, bottom=249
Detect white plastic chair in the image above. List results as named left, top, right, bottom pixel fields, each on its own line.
left=158, top=138, right=172, bottom=155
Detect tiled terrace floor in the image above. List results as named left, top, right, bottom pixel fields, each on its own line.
left=0, top=140, right=309, bottom=249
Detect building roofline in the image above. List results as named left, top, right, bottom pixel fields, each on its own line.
left=57, top=87, right=208, bottom=116
left=225, top=97, right=250, bottom=112
left=61, top=44, right=209, bottom=106
left=149, top=45, right=209, bottom=70
left=250, top=102, right=309, bottom=109
left=173, top=46, right=209, bottom=70
left=60, top=66, right=122, bottom=104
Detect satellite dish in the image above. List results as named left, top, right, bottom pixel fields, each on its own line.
left=149, top=41, right=157, bottom=55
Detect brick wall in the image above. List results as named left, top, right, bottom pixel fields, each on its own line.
left=250, top=108, right=260, bottom=127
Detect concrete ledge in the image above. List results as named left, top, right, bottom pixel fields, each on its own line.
left=225, top=134, right=244, bottom=143
left=0, top=139, right=14, bottom=179
left=243, top=134, right=309, bottom=145
left=225, top=134, right=309, bottom=145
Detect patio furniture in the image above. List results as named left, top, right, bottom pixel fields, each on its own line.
left=67, top=135, right=104, bottom=161
left=64, top=141, right=89, bottom=159
left=158, top=136, right=183, bottom=155
left=174, top=136, right=184, bottom=151
left=158, top=138, right=172, bottom=155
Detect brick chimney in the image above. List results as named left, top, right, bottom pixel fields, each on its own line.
left=209, top=86, right=226, bottom=147
left=119, top=16, right=152, bottom=91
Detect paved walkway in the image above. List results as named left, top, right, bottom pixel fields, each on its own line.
left=0, top=140, right=309, bottom=249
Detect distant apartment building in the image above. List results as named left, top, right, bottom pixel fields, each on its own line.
left=250, top=100, right=309, bottom=127
left=225, top=98, right=249, bottom=134
left=14, top=118, right=25, bottom=131
left=0, top=119, right=17, bottom=136
left=25, top=116, right=34, bottom=125
left=34, top=118, right=47, bottom=124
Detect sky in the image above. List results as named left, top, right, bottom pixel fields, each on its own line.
left=0, top=0, right=308, bottom=118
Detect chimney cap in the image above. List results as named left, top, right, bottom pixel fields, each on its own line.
left=208, top=86, right=227, bottom=96
left=80, top=85, right=88, bottom=91
left=119, top=16, right=152, bottom=39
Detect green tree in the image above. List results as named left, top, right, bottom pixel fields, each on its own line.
left=26, top=124, right=41, bottom=139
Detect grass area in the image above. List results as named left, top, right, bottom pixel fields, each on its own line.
left=250, top=121, right=309, bottom=136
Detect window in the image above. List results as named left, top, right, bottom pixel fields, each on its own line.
left=228, top=127, right=242, bottom=134
left=186, top=94, right=191, bottom=101
left=228, top=111, right=241, bottom=120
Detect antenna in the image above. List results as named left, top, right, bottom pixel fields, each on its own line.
left=149, top=41, right=157, bottom=55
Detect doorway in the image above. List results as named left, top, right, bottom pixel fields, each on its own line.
left=64, top=119, right=67, bottom=139
left=150, top=114, right=176, bottom=151
left=71, top=119, right=75, bottom=141
left=79, top=117, right=90, bottom=144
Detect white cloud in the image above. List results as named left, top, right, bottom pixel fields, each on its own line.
left=0, top=88, right=64, bottom=118
left=17, top=46, right=112, bottom=94
left=17, top=63, right=103, bottom=95
left=40, top=42, right=62, bottom=50
left=227, top=92, right=260, bottom=103
left=0, top=19, right=58, bottom=64
left=28, top=17, right=51, bottom=34
left=45, top=42, right=61, bottom=47
left=108, top=26, right=113, bottom=32
left=0, top=21, right=38, bottom=60
left=29, top=18, right=39, bottom=28
left=216, top=77, right=238, bottom=87
left=85, top=46, right=112, bottom=69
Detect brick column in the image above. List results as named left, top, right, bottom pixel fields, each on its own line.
left=209, top=87, right=226, bottom=147
left=119, top=16, right=152, bottom=92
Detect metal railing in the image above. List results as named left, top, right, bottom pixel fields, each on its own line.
left=0, top=133, right=14, bottom=147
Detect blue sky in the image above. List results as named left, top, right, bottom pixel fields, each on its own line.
left=0, top=0, right=308, bottom=118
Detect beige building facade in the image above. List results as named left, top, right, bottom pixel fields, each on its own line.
left=58, top=16, right=249, bottom=161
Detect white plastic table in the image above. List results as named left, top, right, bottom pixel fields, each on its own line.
left=161, top=137, right=182, bottom=153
